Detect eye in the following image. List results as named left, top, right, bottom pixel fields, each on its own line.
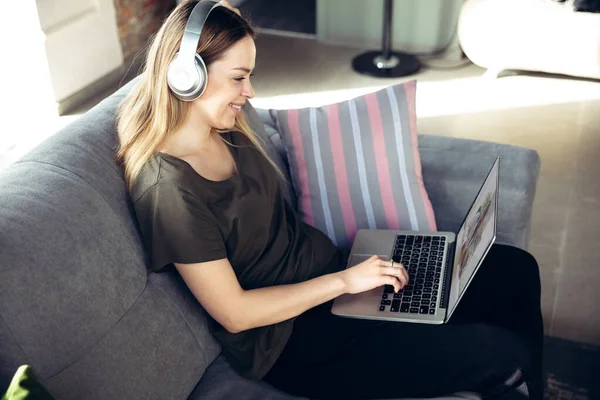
left=234, top=73, right=254, bottom=82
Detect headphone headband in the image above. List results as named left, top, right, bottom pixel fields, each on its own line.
left=168, top=0, right=222, bottom=101
left=178, top=1, right=220, bottom=64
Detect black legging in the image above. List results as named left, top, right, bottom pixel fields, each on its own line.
left=263, top=244, right=544, bottom=400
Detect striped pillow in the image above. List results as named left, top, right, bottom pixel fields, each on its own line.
left=272, top=80, right=437, bottom=249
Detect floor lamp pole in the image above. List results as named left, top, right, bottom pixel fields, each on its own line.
left=352, top=0, right=421, bottom=78
left=382, top=0, right=392, bottom=60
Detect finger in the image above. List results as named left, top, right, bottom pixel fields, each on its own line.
left=380, top=266, right=408, bottom=288
left=391, top=262, right=409, bottom=285
left=380, top=260, right=408, bottom=280
left=398, top=270, right=408, bottom=288
left=377, top=260, right=405, bottom=280
left=390, top=267, right=408, bottom=287
left=396, top=265, right=408, bottom=287
left=384, top=276, right=402, bottom=293
left=377, top=258, right=393, bottom=268
left=398, top=263, right=409, bottom=285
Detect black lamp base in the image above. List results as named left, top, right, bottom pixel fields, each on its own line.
left=352, top=51, right=421, bottom=78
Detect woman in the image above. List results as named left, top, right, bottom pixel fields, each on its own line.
left=116, top=1, right=544, bottom=399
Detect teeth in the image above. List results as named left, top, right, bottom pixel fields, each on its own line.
left=229, top=104, right=241, bottom=110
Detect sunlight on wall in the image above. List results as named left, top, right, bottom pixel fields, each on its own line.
left=251, top=74, right=600, bottom=117
left=0, top=2, right=64, bottom=169
left=415, top=74, right=600, bottom=118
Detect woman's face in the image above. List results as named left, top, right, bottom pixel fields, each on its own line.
left=193, top=35, right=256, bottom=130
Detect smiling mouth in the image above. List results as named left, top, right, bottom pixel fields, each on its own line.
left=229, top=103, right=242, bottom=110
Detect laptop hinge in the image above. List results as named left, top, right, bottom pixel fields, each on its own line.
left=441, top=243, right=455, bottom=309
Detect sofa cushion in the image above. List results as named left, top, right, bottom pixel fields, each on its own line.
left=42, top=278, right=213, bottom=400
left=188, top=356, right=304, bottom=400
left=0, top=77, right=217, bottom=398
left=271, top=80, right=437, bottom=249
left=0, top=162, right=147, bottom=379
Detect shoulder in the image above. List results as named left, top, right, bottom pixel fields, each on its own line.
left=130, top=154, right=201, bottom=204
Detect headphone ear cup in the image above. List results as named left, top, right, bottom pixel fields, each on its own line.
left=167, top=52, right=208, bottom=101
left=192, top=53, right=208, bottom=98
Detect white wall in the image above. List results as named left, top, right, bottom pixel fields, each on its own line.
left=0, top=1, right=56, bottom=156
left=317, top=0, right=463, bottom=54
left=0, top=0, right=123, bottom=167
left=36, top=0, right=124, bottom=102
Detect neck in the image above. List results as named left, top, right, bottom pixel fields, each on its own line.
left=161, top=112, right=215, bottom=157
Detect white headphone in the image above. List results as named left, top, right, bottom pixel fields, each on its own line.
left=167, top=1, right=222, bottom=101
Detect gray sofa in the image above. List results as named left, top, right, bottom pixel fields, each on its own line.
left=0, top=78, right=540, bottom=400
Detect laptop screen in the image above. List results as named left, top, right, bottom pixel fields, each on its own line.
left=446, top=158, right=500, bottom=319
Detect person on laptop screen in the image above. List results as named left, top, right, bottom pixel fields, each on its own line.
left=115, top=1, right=544, bottom=399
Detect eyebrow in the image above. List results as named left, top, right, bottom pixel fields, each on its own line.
left=232, top=67, right=253, bottom=73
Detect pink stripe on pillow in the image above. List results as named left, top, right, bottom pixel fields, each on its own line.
left=404, top=81, right=437, bottom=231
left=287, top=110, right=315, bottom=226
left=326, top=104, right=357, bottom=244
left=273, top=80, right=437, bottom=249
left=365, top=93, right=400, bottom=230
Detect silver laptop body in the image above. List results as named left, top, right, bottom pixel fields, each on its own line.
left=331, top=158, right=500, bottom=324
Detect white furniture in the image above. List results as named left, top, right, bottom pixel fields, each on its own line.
left=458, top=0, right=600, bottom=79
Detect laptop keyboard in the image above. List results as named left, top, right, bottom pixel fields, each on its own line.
left=379, top=234, right=446, bottom=316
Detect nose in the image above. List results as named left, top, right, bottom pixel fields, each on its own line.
left=242, top=79, right=254, bottom=99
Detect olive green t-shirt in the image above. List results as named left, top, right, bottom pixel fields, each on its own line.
left=130, top=131, right=347, bottom=380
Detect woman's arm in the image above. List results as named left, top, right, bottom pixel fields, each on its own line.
left=175, top=256, right=408, bottom=333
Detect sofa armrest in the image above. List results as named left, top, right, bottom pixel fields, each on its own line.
left=419, top=134, right=540, bottom=250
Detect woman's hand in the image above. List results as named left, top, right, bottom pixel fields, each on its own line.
left=339, top=256, right=409, bottom=295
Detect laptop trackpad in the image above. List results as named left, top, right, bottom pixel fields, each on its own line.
left=347, top=254, right=377, bottom=269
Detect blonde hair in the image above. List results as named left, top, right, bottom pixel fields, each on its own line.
left=116, top=1, right=281, bottom=189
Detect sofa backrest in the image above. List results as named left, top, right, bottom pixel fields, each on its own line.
left=0, top=79, right=222, bottom=399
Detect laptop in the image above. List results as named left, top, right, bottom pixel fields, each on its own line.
left=332, top=158, right=500, bottom=324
